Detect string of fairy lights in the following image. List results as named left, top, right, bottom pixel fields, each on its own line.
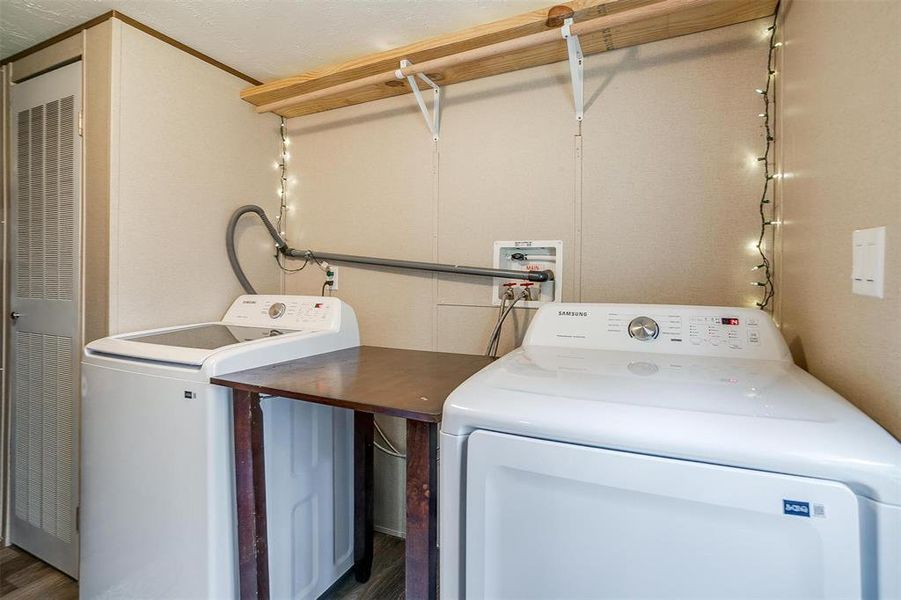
left=275, top=117, right=289, bottom=243
left=273, top=117, right=308, bottom=273
left=272, top=118, right=329, bottom=275
left=751, top=7, right=782, bottom=310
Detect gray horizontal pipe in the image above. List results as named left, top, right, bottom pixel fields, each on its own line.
left=286, top=248, right=553, bottom=283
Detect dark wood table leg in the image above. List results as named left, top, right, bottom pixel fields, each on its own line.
left=232, top=390, right=269, bottom=600
left=406, top=420, right=439, bottom=600
left=354, top=411, right=375, bottom=582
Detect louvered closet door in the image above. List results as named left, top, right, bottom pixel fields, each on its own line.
left=9, top=61, right=82, bottom=578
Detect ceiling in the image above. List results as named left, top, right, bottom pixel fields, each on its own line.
left=1, top=0, right=552, bottom=83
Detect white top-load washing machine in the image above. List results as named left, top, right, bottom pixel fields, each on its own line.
left=82, top=295, right=358, bottom=600
left=440, top=304, right=901, bottom=600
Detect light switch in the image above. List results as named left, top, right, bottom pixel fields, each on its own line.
left=852, top=226, right=886, bottom=298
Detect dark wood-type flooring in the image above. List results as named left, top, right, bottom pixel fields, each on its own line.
left=1, top=533, right=406, bottom=599
left=0, top=545, right=76, bottom=600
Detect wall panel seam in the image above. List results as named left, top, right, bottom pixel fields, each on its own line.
left=107, top=21, right=123, bottom=334
left=431, top=143, right=440, bottom=352
left=574, top=134, right=583, bottom=303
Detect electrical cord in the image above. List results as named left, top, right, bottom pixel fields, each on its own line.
left=306, top=250, right=328, bottom=270
left=321, top=281, right=331, bottom=296
left=372, top=418, right=440, bottom=462
left=275, top=248, right=330, bottom=276
left=267, top=389, right=409, bottom=459
left=375, top=420, right=401, bottom=454
left=263, top=390, right=407, bottom=458
left=374, top=441, right=405, bottom=458
left=374, top=419, right=406, bottom=459
left=275, top=252, right=308, bottom=273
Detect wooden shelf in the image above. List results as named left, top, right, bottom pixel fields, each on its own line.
left=241, top=0, right=776, bottom=118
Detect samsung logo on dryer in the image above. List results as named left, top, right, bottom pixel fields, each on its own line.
left=558, top=310, right=590, bottom=317
left=783, top=499, right=810, bottom=517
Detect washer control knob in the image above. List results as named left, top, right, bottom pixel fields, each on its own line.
left=268, top=302, right=286, bottom=319
left=628, top=316, right=659, bottom=341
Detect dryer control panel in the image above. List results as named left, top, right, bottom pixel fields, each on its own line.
left=222, top=295, right=340, bottom=331
left=524, top=304, right=790, bottom=361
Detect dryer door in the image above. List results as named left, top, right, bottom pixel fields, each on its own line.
left=465, top=430, right=862, bottom=599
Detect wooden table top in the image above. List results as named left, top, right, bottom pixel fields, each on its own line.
left=211, top=345, right=494, bottom=422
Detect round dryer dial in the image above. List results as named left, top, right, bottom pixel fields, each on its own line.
left=268, top=302, right=286, bottom=319
left=628, top=316, right=659, bottom=341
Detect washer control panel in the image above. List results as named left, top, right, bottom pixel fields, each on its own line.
left=686, top=315, right=763, bottom=349
left=614, top=312, right=764, bottom=351
left=222, top=295, right=340, bottom=331
left=524, top=304, right=790, bottom=360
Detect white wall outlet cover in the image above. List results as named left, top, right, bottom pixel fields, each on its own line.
left=492, top=240, right=563, bottom=308
left=852, top=226, right=886, bottom=298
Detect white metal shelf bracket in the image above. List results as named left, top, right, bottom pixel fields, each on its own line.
left=561, top=18, right=584, bottom=121
left=396, top=59, right=441, bottom=140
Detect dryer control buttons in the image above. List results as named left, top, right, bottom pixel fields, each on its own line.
left=628, top=316, right=659, bottom=341
left=268, top=302, right=287, bottom=319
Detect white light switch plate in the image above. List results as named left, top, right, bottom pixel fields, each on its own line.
left=852, top=226, right=886, bottom=298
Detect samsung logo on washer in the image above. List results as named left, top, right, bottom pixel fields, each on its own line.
left=558, top=310, right=590, bottom=317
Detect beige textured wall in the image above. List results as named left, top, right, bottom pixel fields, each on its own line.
left=109, top=21, right=281, bottom=333
left=8, top=35, right=82, bottom=84
left=84, top=21, right=113, bottom=344
left=284, top=19, right=774, bottom=534
left=778, top=0, right=900, bottom=439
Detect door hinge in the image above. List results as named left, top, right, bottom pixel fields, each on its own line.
left=76, top=506, right=80, bottom=532
left=78, top=111, right=84, bottom=137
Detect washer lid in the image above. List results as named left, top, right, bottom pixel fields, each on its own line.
left=442, top=346, right=901, bottom=505
left=123, top=324, right=294, bottom=350
left=86, top=323, right=300, bottom=366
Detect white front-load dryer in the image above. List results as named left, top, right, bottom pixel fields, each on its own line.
left=440, top=304, right=901, bottom=599
left=82, top=295, right=358, bottom=599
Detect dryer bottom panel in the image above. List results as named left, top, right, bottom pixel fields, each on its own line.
left=464, top=430, right=862, bottom=600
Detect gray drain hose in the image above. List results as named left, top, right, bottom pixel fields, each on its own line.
left=226, top=205, right=288, bottom=294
